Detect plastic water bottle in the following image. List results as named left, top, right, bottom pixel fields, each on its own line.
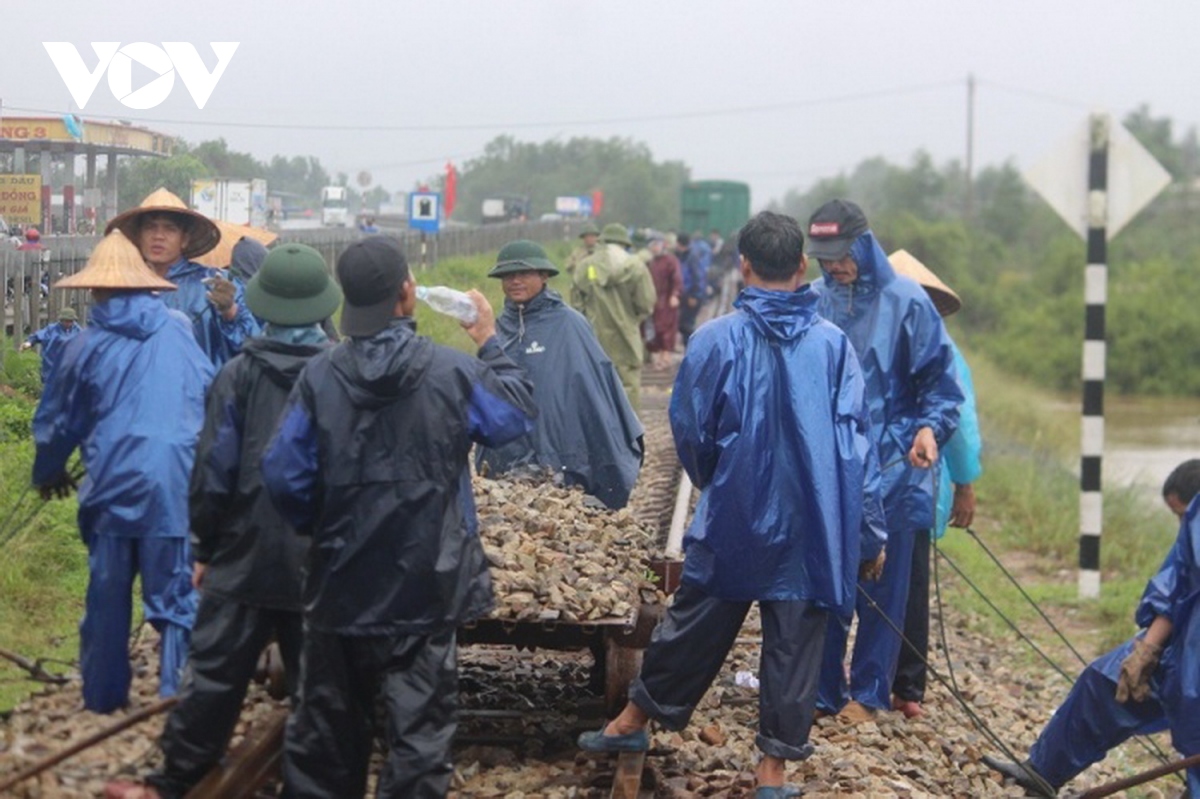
left=416, top=285, right=478, bottom=324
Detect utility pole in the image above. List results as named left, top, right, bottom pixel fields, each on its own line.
left=965, top=73, right=975, bottom=220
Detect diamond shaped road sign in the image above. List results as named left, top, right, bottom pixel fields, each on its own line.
left=1023, top=113, right=1172, bottom=241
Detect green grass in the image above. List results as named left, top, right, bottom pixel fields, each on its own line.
left=409, top=241, right=578, bottom=353
left=0, top=343, right=89, bottom=712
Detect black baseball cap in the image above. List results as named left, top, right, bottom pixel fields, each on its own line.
left=806, top=199, right=869, bottom=261
left=335, top=236, right=410, bottom=337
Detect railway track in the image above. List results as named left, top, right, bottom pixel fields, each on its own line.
left=0, top=364, right=694, bottom=799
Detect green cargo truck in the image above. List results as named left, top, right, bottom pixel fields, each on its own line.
left=680, top=180, right=751, bottom=239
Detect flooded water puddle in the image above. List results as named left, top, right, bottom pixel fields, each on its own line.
left=1102, top=396, right=1200, bottom=500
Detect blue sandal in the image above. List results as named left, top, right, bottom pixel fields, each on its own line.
left=576, top=725, right=649, bottom=752
left=755, top=785, right=802, bottom=799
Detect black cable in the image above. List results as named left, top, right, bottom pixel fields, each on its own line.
left=4, top=81, right=961, bottom=133
left=0, top=485, right=36, bottom=546
left=962, top=526, right=1090, bottom=667
left=934, top=542, right=1176, bottom=773
left=934, top=546, right=1078, bottom=683
left=854, top=582, right=1059, bottom=797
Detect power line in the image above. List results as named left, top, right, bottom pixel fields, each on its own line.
left=3, top=80, right=961, bottom=133
left=975, top=78, right=1093, bottom=110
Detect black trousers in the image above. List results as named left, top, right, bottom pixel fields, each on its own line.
left=631, top=582, right=828, bottom=761
left=149, top=594, right=303, bottom=799
left=893, top=529, right=931, bottom=702
left=281, top=626, right=458, bottom=799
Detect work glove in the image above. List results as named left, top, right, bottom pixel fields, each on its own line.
left=37, top=471, right=78, bottom=501
left=205, top=275, right=236, bottom=314
left=1115, top=638, right=1162, bottom=704
left=859, top=549, right=887, bottom=582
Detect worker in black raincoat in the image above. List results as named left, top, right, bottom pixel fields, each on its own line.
left=261, top=236, right=536, bottom=799
left=132, top=244, right=341, bottom=799
left=476, top=239, right=644, bottom=509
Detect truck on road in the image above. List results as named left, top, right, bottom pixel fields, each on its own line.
left=192, top=178, right=268, bottom=227
left=320, top=186, right=349, bottom=227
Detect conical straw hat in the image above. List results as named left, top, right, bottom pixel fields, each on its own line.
left=887, top=249, right=962, bottom=317
left=55, top=230, right=178, bottom=291
left=193, top=219, right=279, bottom=268
left=105, top=187, right=221, bottom=260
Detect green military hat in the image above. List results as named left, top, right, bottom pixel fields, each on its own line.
left=579, top=221, right=600, bottom=238
left=601, top=223, right=631, bottom=246
left=58, top=306, right=78, bottom=321
left=244, top=243, right=343, bottom=326
left=488, top=239, right=560, bottom=278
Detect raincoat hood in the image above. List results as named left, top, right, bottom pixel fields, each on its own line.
left=88, top=291, right=170, bottom=341
left=328, top=318, right=434, bottom=408
left=231, top=237, right=269, bottom=280
left=242, top=337, right=324, bottom=390
left=818, top=231, right=896, bottom=296
left=735, top=285, right=820, bottom=343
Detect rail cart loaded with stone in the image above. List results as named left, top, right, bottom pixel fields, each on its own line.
left=466, top=476, right=669, bottom=717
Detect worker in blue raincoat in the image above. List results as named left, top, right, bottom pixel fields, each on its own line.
left=477, top=239, right=644, bottom=509
left=107, top=188, right=259, bottom=369
left=886, top=249, right=983, bottom=719
left=984, top=459, right=1200, bottom=797
left=261, top=237, right=536, bottom=798
left=21, top=306, right=82, bottom=384
left=579, top=212, right=886, bottom=799
left=806, top=200, right=963, bottom=723
left=32, top=231, right=214, bottom=714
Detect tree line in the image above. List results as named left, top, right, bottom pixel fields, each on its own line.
left=109, top=107, right=1200, bottom=397
left=771, top=105, right=1200, bottom=397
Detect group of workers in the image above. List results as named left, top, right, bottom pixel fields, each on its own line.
left=19, top=184, right=1200, bottom=798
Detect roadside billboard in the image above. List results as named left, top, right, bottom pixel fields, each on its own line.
left=0, top=174, right=43, bottom=226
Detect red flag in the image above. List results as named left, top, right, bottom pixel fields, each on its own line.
left=444, top=162, right=458, bottom=219
left=591, top=189, right=604, bottom=218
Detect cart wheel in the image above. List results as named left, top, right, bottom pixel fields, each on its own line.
left=604, top=638, right=643, bottom=718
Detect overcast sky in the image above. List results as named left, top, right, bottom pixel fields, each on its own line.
left=5, top=0, right=1197, bottom=210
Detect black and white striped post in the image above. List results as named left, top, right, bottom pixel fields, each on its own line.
left=1079, top=113, right=1109, bottom=599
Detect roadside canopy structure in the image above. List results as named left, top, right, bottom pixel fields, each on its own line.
left=0, top=115, right=172, bottom=234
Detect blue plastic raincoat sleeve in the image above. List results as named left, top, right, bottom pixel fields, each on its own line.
left=669, top=338, right=726, bottom=489
left=935, top=345, right=983, bottom=538
left=27, top=325, right=51, bottom=346
left=1135, top=505, right=1200, bottom=627
left=189, top=364, right=245, bottom=562
left=907, top=303, right=963, bottom=445
left=840, top=343, right=886, bottom=560
left=467, top=338, right=537, bottom=448
left=216, top=279, right=260, bottom=350
left=262, top=389, right=321, bottom=535
left=31, top=336, right=90, bottom=486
